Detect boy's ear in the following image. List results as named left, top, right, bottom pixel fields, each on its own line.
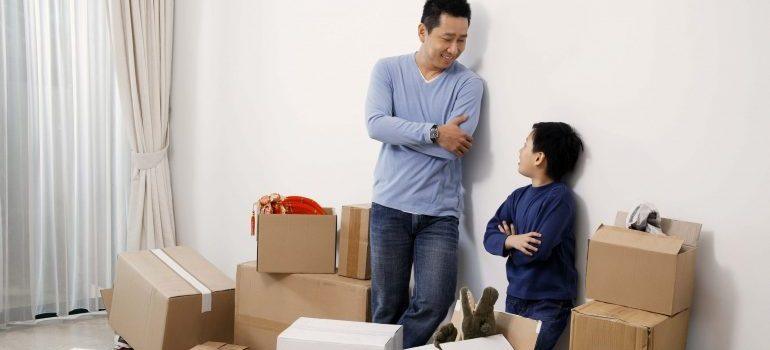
left=534, top=152, right=546, bottom=167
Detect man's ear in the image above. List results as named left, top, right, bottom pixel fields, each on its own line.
left=418, top=23, right=427, bottom=43
left=534, top=152, right=546, bottom=167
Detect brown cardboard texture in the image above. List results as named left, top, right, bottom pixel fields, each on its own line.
left=338, top=204, right=372, bottom=280
left=256, top=208, right=336, bottom=273
left=109, top=246, right=235, bottom=350
left=190, top=342, right=249, bottom=350
left=569, top=301, right=690, bottom=350
left=101, top=288, right=113, bottom=315
left=585, top=213, right=702, bottom=315
left=448, top=300, right=540, bottom=350
left=235, top=261, right=371, bottom=350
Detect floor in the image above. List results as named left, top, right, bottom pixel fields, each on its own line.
left=0, top=312, right=114, bottom=350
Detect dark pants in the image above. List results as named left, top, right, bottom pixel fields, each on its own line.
left=506, top=296, right=573, bottom=350
left=369, top=202, right=459, bottom=348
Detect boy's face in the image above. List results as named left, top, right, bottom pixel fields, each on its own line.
left=517, top=131, right=545, bottom=177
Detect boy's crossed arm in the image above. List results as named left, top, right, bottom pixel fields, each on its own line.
left=483, top=195, right=573, bottom=265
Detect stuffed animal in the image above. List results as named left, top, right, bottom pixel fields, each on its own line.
left=433, top=286, right=499, bottom=348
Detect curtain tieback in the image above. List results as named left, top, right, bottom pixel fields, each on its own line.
left=132, top=146, right=168, bottom=170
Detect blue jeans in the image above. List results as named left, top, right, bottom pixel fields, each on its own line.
left=506, top=296, right=573, bottom=350
left=369, top=202, right=459, bottom=348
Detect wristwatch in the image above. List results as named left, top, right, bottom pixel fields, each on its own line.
left=430, top=124, right=439, bottom=143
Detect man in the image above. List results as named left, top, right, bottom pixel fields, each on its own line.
left=365, top=0, right=484, bottom=347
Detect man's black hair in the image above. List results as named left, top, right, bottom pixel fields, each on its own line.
left=531, top=122, right=584, bottom=181
left=421, top=0, right=471, bottom=33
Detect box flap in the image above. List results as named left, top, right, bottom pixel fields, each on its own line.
left=100, top=288, right=113, bottom=313
left=573, top=301, right=667, bottom=328
left=440, top=334, right=513, bottom=350
left=278, top=317, right=401, bottom=346
left=118, top=246, right=233, bottom=300
left=163, top=246, right=235, bottom=292
left=118, top=250, right=198, bottom=299
left=592, top=224, right=684, bottom=255
left=615, top=211, right=702, bottom=247
left=191, top=342, right=248, bottom=350
left=450, top=302, right=539, bottom=350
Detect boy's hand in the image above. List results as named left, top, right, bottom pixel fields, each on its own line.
left=500, top=221, right=542, bottom=256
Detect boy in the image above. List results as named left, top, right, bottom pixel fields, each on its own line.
left=483, top=122, right=584, bottom=350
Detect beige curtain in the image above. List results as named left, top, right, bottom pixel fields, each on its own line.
left=108, top=0, right=176, bottom=250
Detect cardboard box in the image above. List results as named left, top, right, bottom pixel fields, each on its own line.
left=109, top=246, right=235, bottom=350
left=569, top=300, right=690, bottom=350
left=100, top=288, right=113, bottom=315
left=585, top=212, right=701, bottom=315
left=338, top=204, right=372, bottom=280
left=191, top=342, right=249, bottom=350
left=440, top=334, right=513, bottom=350
left=277, top=317, right=402, bottom=350
left=448, top=301, right=540, bottom=350
left=235, top=261, right=371, bottom=350
left=256, top=208, right=337, bottom=273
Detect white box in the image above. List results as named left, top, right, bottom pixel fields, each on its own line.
left=440, top=334, right=514, bottom=350
left=277, top=317, right=403, bottom=350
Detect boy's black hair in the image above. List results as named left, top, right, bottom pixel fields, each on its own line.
left=421, top=0, right=472, bottom=33
left=531, top=122, right=584, bottom=181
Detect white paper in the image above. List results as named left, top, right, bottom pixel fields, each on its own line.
left=278, top=317, right=403, bottom=350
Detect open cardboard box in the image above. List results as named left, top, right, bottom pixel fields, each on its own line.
left=585, top=211, right=702, bottom=315
left=256, top=208, right=337, bottom=273
left=445, top=296, right=540, bottom=350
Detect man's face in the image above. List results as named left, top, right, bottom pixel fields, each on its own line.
left=419, top=14, right=469, bottom=69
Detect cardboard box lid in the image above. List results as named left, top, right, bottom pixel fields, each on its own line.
left=278, top=317, right=401, bottom=347
left=440, top=334, right=514, bottom=350
left=190, top=342, right=248, bottom=350
left=573, top=301, right=668, bottom=329
left=592, top=225, right=684, bottom=255
left=615, top=211, right=701, bottom=247
left=120, top=246, right=235, bottom=299
left=449, top=302, right=540, bottom=350
left=343, top=203, right=372, bottom=209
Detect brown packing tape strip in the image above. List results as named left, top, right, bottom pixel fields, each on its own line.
left=345, top=207, right=363, bottom=276
left=236, top=314, right=291, bottom=333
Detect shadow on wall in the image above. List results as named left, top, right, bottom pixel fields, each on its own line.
left=550, top=134, right=590, bottom=350
left=456, top=1, right=491, bottom=317
left=689, top=230, right=736, bottom=349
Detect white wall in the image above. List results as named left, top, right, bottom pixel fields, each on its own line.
left=170, top=1, right=770, bottom=348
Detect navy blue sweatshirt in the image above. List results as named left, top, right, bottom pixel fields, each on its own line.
left=483, top=182, right=577, bottom=301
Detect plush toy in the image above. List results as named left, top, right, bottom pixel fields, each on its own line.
left=433, top=286, right=500, bottom=348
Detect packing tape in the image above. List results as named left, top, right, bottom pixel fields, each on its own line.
left=151, top=249, right=212, bottom=313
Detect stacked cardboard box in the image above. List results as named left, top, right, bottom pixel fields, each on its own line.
left=570, top=212, right=702, bottom=350
left=234, top=261, right=371, bottom=350
left=235, top=204, right=381, bottom=350
left=338, top=204, right=372, bottom=280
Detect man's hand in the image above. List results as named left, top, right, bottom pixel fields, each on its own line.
left=499, top=220, right=542, bottom=256
left=437, top=115, right=473, bottom=157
